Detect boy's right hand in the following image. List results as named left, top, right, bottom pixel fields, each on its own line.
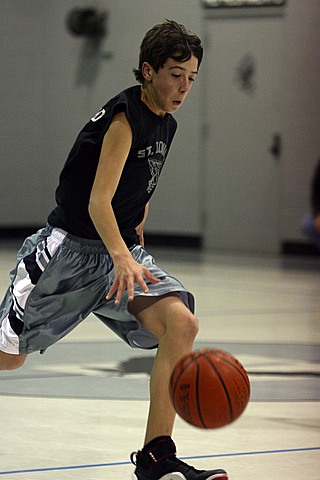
left=106, top=254, right=160, bottom=305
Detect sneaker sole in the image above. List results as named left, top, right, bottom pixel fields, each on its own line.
left=132, top=472, right=228, bottom=480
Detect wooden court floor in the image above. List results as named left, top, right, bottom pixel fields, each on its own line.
left=1, top=244, right=319, bottom=479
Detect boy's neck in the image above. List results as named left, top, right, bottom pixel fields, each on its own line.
left=140, top=87, right=165, bottom=118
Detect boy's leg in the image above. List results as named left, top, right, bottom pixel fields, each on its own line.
left=0, top=351, right=27, bottom=370
left=129, top=294, right=228, bottom=480
left=129, top=293, right=198, bottom=444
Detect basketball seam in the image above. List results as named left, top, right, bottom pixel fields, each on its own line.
left=204, top=353, right=234, bottom=423
left=195, top=356, right=207, bottom=429
left=214, top=352, right=251, bottom=392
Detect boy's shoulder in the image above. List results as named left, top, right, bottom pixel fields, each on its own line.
left=100, top=85, right=140, bottom=112
left=89, top=85, right=142, bottom=127
left=87, top=86, right=141, bottom=133
left=98, top=85, right=176, bottom=129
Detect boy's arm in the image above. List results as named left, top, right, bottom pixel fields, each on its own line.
left=88, top=112, right=159, bottom=304
left=135, top=203, right=149, bottom=247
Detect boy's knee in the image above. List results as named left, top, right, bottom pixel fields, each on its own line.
left=185, top=313, right=199, bottom=338
left=172, top=311, right=199, bottom=340
left=0, top=351, right=27, bottom=370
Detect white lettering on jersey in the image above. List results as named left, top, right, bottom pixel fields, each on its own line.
left=91, top=109, right=106, bottom=122
left=155, top=141, right=167, bottom=156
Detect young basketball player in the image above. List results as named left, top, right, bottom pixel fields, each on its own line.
left=0, top=20, right=228, bottom=480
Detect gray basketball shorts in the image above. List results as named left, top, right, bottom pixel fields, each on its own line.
left=0, top=225, right=194, bottom=355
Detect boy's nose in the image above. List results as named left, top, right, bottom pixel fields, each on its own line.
left=179, top=78, right=189, bottom=93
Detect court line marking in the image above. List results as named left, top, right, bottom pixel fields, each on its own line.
left=0, top=446, right=319, bottom=475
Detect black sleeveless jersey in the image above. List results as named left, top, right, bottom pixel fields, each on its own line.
left=48, top=86, right=177, bottom=246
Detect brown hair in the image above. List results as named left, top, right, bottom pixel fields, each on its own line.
left=133, top=20, right=203, bottom=84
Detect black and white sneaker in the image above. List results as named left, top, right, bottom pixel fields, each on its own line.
left=131, top=436, right=228, bottom=480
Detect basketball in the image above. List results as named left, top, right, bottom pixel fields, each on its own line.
left=169, top=348, right=250, bottom=429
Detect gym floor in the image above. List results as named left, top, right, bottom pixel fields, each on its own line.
left=0, top=243, right=319, bottom=479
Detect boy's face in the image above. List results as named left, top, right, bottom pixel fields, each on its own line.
left=142, top=55, right=198, bottom=116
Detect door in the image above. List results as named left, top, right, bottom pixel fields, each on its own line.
left=203, top=14, right=283, bottom=253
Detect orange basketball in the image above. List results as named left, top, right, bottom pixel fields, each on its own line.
left=169, top=348, right=250, bottom=429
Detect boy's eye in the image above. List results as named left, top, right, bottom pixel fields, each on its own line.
left=171, top=74, right=195, bottom=82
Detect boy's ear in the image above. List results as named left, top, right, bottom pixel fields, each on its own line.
left=141, top=62, right=153, bottom=81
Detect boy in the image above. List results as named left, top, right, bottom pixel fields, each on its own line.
left=0, top=20, right=228, bottom=480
